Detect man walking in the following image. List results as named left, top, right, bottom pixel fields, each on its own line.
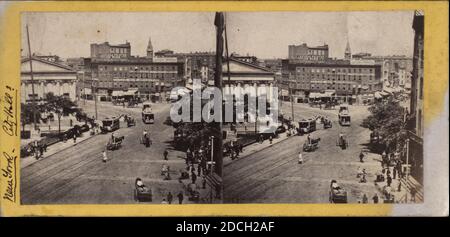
left=372, top=193, right=379, bottom=203
left=191, top=172, right=197, bottom=184
left=102, top=150, right=108, bottom=163
left=387, top=174, right=392, bottom=187
left=177, top=191, right=184, bottom=204
left=167, top=192, right=173, bottom=204
left=163, top=149, right=169, bottom=160
left=359, top=150, right=365, bottom=163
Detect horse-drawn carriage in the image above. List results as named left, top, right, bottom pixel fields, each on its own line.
left=303, top=137, right=321, bottom=152
left=106, top=135, right=124, bottom=150
left=140, top=134, right=152, bottom=147
left=329, top=180, right=348, bottom=203
left=321, top=117, right=332, bottom=129
left=133, top=178, right=152, bottom=202
left=124, top=114, right=136, bottom=127
left=187, top=183, right=200, bottom=202
left=336, top=134, right=349, bottom=150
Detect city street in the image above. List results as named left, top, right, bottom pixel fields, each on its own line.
left=224, top=102, right=382, bottom=203
left=20, top=100, right=191, bottom=204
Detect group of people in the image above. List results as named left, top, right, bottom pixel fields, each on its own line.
left=28, top=141, right=47, bottom=160
left=185, top=146, right=210, bottom=178
left=226, top=140, right=244, bottom=160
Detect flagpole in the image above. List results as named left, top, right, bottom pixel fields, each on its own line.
left=26, top=24, right=38, bottom=130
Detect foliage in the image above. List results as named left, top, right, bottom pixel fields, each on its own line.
left=361, top=97, right=408, bottom=150
left=21, top=92, right=81, bottom=126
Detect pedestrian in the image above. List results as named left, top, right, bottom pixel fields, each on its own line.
left=202, top=175, right=207, bottom=189
left=39, top=145, right=45, bottom=158
left=359, top=150, right=365, bottom=163
left=259, top=135, right=264, bottom=144
left=410, top=187, right=417, bottom=202
left=397, top=180, right=402, bottom=192
left=167, top=192, right=173, bottom=204
left=163, top=149, right=169, bottom=160
left=177, top=191, right=184, bottom=204
left=102, top=150, right=108, bottom=163
left=393, top=166, right=397, bottom=179
left=197, top=163, right=202, bottom=176
left=362, top=194, right=368, bottom=203
left=191, top=172, right=197, bottom=184
left=387, top=174, right=392, bottom=187
left=298, top=152, right=304, bottom=164
left=73, top=133, right=77, bottom=143
left=372, top=193, right=379, bottom=204
left=269, top=135, right=273, bottom=144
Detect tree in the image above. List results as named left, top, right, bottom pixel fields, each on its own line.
left=361, top=97, right=408, bottom=152
left=20, top=103, right=41, bottom=131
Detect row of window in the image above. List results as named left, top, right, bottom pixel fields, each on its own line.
left=97, top=71, right=177, bottom=79
left=294, top=74, right=374, bottom=81
left=110, top=47, right=128, bottom=54
left=296, top=67, right=374, bottom=73
left=98, top=65, right=178, bottom=71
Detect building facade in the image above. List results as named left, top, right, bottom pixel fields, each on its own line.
left=90, top=41, right=131, bottom=60
left=21, top=57, right=78, bottom=103
left=288, top=43, right=329, bottom=62
left=352, top=53, right=413, bottom=90
left=87, top=39, right=184, bottom=98
left=281, top=59, right=382, bottom=102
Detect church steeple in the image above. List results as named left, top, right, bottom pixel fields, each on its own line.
left=344, top=40, right=351, bottom=60
left=147, top=37, right=153, bottom=61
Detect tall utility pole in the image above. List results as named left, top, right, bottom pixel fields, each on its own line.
left=26, top=24, right=37, bottom=130
left=290, top=86, right=294, bottom=121
left=213, top=12, right=224, bottom=178
left=92, top=77, right=98, bottom=119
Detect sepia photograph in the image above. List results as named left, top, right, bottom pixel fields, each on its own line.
left=19, top=11, right=424, bottom=205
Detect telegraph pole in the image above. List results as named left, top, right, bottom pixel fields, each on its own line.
left=290, top=86, right=294, bottom=121
left=26, top=24, right=37, bottom=130
left=213, top=12, right=224, bottom=178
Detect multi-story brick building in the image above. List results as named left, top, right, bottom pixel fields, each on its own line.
left=288, top=43, right=329, bottom=62
left=281, top=59, right=382, bottom=103
left=90, top=41, right=131, bottom=60
left=406, top=10, right=424, bottom=184
left=352, top=53, right=413, bottom=89
left=88, top=39, right=184, bottom=99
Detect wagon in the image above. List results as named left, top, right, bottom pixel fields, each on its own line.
left=336, top=134, right=349, bottom=150
left=134, top=182, right=152, bottom=202
left=126, top=116, right=136, bottom=127
left=106, top=136, right=124, bottom=150
left=303, top=138, right=320, bottom=152
left=140, top=134, right=152, bottom=147
left=329, top=180, right=348, bottom=203
left=323, top=119, right=332, bottom=129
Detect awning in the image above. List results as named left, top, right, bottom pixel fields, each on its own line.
left=112, top=91, right=124, bottom=97
left=323, top=91, right=335, bottom=97
left=374, top=91, right=382, bottom=99
left=123, top=88, right=139, bottom=96
left=309, top=92, right=321, bottom=98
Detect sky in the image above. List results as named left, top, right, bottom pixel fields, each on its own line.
left=21, top=11, right=415, bottom=60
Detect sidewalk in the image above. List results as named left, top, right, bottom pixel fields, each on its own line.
left=223, top=130, right=294, bottom=167
left=373, top=166, right=424, bottom=203
left=21, top=130, right=97, bottom=169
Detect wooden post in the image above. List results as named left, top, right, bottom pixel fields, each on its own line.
left=26, top=24, right=37, bottom=130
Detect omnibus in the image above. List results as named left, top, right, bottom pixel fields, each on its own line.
left=298, top=119, right=316, bottom=135
left=101, top=117, right=120, bottom=133
left=142, top=101, right=154, bottom=124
